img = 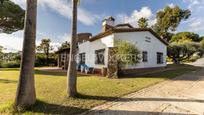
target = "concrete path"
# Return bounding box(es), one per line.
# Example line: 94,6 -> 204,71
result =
191,58 -> 204,67
82,61 -> 204,115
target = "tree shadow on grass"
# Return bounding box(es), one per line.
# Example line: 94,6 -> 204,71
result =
34,70 -> 90,77
0,68 -> 20,71
34,70 -> 67,77
27,100 -> 89,115
77,94 -> 204,103
0,79 -> 17,84
26,99 -> 197,115
120,64 -> 202,81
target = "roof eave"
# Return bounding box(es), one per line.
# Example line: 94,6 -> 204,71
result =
89,28 -> 169,46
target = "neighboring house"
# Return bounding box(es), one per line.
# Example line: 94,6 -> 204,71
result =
56,48 -> 70,70
56,33 -> 92,70
57,16 -> 168,76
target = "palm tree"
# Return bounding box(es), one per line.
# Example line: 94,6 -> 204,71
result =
15,0 -> 37,107
67,0 -> 79,97
37,38 -> 52,65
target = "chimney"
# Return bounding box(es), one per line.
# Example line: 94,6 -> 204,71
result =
102,16 -> 115,32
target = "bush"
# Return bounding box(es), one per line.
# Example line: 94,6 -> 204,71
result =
35,55 -> 47,67
0,62 -> 20,68
35,54 -> 57,67
0,53 -> 58,68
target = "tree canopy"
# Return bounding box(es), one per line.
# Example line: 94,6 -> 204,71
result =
37,39 -> 53,64
201,39 -> 204,48
58,41 -> 70,50
0,0 -> 25,34
171,32 -> 201,43
138,17 -> 148,28
153,6 -> 191,41
167,41 -> 202,64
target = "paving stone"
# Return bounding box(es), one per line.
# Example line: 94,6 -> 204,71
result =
81,64 -> 204,115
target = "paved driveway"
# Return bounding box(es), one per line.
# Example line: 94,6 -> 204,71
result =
82,60 -> 204,115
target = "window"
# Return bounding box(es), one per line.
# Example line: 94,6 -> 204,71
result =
142,51 -> 148,62
79,53 -> 86,64
95,49 -> 105,65
157,52 -> 163,64
145,36 -> 151,43
61,54 -> 65,61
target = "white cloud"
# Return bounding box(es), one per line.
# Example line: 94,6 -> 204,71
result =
178,0 -> 204,35
36,40 -> 61,52
168,3 -> 175,8
11,0 -> 100,26
131,7 -> 153,20
183,0 -> 204,11
0,30 -> 66,52
10,0 -> 25,8
189,20 -> 201,28
5,0 -> 100,52
51,42 -> 61,51
186,18 -> 204,32
57,33 -> 71,43
0,31 -> 23,53
116,7 -> 156,27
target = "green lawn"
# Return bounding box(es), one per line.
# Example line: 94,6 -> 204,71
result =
0,64 -> 200,114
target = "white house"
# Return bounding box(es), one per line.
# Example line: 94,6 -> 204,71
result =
57,17 -> 168,76
76,17 -> 168,76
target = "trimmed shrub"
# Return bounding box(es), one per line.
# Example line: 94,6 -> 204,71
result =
0,62 -> 20,68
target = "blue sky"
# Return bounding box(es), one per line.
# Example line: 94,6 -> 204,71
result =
0,0 -> 204,52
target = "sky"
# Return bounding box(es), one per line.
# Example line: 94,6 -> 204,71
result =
0,0 -> 204,52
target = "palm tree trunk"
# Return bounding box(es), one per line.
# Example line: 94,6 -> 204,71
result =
46,51 -> 49,65
67,0 -> 78,97
15,0 -> 37,107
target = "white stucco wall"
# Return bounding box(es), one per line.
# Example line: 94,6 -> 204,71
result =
114,31 -> 167,69
78,31 -> 167,69
78,34 -> 114,69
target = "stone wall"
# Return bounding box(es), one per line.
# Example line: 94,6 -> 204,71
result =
107,47 -> 118,78
120,67 -> 167,76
